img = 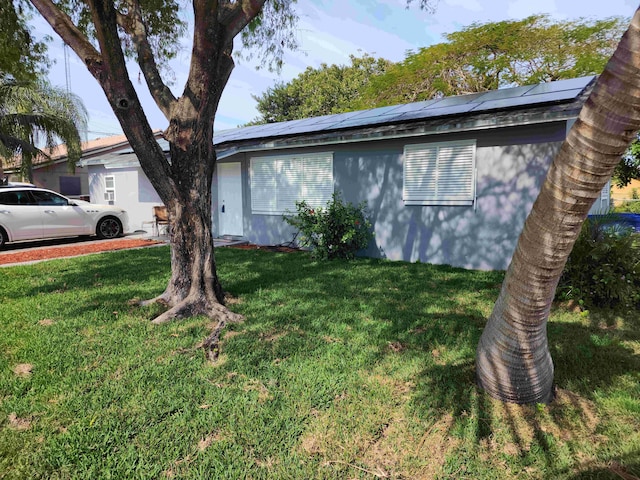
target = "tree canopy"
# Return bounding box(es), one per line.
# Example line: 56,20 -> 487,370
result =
360,14 -> 627,107
251,14 -> 628,124
0,0 -> 50,82
248,54 -> 392,125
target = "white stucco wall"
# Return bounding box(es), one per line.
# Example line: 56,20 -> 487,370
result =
88,165 -> 162,233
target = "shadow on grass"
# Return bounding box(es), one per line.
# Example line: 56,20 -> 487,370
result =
569,459 -> 640,480
0,247 -> 171,321
406,301 -> 639,477
4,246 -> 639,478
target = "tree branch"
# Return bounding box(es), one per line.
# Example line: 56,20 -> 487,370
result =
28,0 -> 103,75
116,0 -> 177,119
86,0 -> 175,199
219,0 -> 267,42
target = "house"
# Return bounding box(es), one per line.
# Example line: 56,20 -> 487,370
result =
83,75 -> 603,270
612,178 -> 640,207
4,133 -> 162,198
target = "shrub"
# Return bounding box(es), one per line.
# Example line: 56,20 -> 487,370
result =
284,193 -> 374,260
556,216 -> 640,309
613,199 -> 640,214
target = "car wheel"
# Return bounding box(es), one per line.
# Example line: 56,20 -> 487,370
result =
96,217 -> 123,239
0,228 -> 7,249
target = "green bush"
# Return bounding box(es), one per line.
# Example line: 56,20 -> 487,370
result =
284,193 -> 374,260
556,216 -> 640,309
613,199 -> 640,213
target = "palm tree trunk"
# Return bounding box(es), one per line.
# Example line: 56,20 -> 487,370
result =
476,7 -> 640,404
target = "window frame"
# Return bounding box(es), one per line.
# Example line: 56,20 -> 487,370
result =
250,152 -> 334,215
403,139 -> 477,207
104,175 -> 116,204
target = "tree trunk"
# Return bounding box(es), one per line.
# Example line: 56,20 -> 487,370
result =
476,8 -> 640,404
148,144 -> 238,324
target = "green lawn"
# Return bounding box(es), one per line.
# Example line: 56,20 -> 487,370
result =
1,246 -> 638,479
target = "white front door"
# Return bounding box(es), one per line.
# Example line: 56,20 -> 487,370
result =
218,162 -> 243,236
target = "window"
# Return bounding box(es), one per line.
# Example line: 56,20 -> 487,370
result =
31,190 -> 69,206
0,191 -> 34,205
250,153 -> 333,214
104,175 -> 116,204
403,140 -> 476,206
59,176 -> 81,196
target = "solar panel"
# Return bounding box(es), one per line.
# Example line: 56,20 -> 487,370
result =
471,88 -> 585,112
311,111 -> 363,126
210,76 -> 593,146
525,76 -> 595,96
397,103 -> 478,122
428,92 -> 485,108
343,104 -> 405,120
273,118 -> 332,136
473,84 -> 537,102
385,99 -> 440,115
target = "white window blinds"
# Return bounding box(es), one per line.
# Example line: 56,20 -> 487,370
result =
251,153 -> 333,214
403,140 -> 476,206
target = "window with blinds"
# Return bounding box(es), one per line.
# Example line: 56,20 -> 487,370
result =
250,153 -> 333,214
403,140 -> 476,206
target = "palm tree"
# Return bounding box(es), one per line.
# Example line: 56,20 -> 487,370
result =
476,7 -> 640,404
0,78 -> 87,181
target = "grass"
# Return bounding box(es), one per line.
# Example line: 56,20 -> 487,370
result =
0,246 -> 639,479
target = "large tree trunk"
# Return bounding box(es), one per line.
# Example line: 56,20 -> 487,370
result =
27,0 -> 270,359
476,8 -> 640,404
147,141 -> 240,326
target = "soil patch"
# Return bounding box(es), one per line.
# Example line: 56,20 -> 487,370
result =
229,244 -> 300,254
0,238 -> 163,265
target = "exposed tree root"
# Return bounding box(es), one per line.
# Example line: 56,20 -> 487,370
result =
142,295 -> 244,362
138,294 -> 171,308
201,302 -> 244,362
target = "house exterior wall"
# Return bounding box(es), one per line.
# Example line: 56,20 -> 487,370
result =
612,178 -> 640,206
88,165 -> 162,232
31,163 -> 89,197
215,121 -> 568,271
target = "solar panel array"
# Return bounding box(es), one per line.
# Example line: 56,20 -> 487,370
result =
213,76 -> 594,147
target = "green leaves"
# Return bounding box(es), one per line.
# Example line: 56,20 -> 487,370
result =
247,54 -> 392,124
0,0 -> 50,82
0,79 -> 87,178
362,14 -> 628,107
283,193 -> 374,260
557,216 -> 640,310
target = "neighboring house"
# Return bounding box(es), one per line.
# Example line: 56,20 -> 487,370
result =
3,133 -> 160,198
80,137 -> 169,232
612,178 -> 640,206
83,76 -> 604,270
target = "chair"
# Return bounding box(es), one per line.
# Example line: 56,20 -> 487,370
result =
141,205 -> 170,236
153,206 -> 170,236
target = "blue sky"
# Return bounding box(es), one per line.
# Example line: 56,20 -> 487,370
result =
32,0 -> 638,139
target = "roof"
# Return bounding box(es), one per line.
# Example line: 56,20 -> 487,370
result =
4,130 -> 164,172
80,75 -> 596,168
212,75 -> 596,149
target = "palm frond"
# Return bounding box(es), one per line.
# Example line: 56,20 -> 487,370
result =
0,79 -> 87,178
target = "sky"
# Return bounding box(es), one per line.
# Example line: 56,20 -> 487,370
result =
30,0 -> 639,140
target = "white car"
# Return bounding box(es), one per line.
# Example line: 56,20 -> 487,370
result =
0,185 -> 129,248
